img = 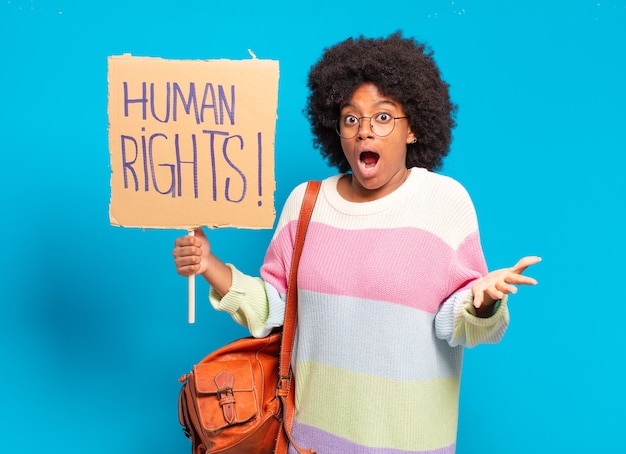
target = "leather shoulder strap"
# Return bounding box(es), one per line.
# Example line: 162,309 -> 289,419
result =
276,180 -> 320,454
280,180 -> 320,373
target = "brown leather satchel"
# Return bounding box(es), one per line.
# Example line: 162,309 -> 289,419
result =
178,181 -> 320,454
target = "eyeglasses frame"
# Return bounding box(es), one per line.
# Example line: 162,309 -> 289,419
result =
335,113 -> 409,139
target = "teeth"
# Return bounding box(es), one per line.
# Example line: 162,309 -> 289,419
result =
362,160 -> 376,170
360,151 -> 379,167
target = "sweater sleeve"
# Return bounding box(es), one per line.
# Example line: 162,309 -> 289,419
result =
431,175 -> 510,347
207,183 -> 308,338
435,289 -> 510,348
208,264 -> 271,338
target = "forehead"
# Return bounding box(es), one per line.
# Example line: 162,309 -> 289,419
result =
340,83 -> 402,112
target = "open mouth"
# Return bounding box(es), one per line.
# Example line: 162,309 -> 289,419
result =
360,151 -> 379,168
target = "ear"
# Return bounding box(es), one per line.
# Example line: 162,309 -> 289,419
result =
406,130 -> 417,145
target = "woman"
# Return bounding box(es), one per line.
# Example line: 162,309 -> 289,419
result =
173,32 -> 540,454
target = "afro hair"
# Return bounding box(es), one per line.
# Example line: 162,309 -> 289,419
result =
305,31 -> 457,173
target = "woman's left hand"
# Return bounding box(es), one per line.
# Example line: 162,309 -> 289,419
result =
472,256 -> 542,312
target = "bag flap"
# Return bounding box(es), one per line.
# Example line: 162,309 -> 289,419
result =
191,359 -> 259,430
193,360 -> 255,393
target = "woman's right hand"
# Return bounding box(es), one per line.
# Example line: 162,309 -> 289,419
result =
172,228 -> 210,277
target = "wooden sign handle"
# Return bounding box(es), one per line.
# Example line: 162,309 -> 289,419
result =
188,229 -> 195,324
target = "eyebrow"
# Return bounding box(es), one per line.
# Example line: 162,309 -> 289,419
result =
340,99 -> 399,112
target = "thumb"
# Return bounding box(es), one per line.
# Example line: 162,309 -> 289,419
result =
191,228 -> 210,251
191,227 -> 206,240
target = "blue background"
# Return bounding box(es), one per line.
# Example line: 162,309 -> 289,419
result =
1,1 -> 624,452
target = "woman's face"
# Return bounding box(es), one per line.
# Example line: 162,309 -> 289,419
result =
338,83 -> 416,201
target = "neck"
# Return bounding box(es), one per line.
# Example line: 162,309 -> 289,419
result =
340,168 -> 410,202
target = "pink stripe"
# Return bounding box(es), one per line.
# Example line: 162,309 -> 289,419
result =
297,223 -> 483,314
455,230 -> 488,288
261,220 -> 297,295
261,221 -> 485,314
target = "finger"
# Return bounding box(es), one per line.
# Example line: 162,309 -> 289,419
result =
473,291 -> 484,308
174,235 -> 197,248
506,274 -> 538,286
177,265 -> 199,277
496,281 -> 518,295
174,251 -> 200,265
173,244 -> 202,260
511,256 -> 542,274
174,255 -> 202,276
488,285 -> 505,300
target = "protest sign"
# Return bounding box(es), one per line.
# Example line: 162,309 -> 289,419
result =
108,55 -> 279,229
108,54 -> 279,322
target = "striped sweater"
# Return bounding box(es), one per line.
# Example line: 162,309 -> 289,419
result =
209,167 -> 509,453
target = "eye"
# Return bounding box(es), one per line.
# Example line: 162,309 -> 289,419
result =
343,115 -> 359,127
374,112 -> 393,124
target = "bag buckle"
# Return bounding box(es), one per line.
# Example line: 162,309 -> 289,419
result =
214,371 -> 236,424
277,375 -> 291,398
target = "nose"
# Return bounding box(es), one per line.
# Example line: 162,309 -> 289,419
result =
357,116 -> 374,139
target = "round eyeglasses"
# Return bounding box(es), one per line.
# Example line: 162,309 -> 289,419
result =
336,112 -> 409,139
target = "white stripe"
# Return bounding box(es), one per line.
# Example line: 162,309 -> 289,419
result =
295,289 -> 463,381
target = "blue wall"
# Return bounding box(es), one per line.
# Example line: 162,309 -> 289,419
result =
1,1 -> 624,452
